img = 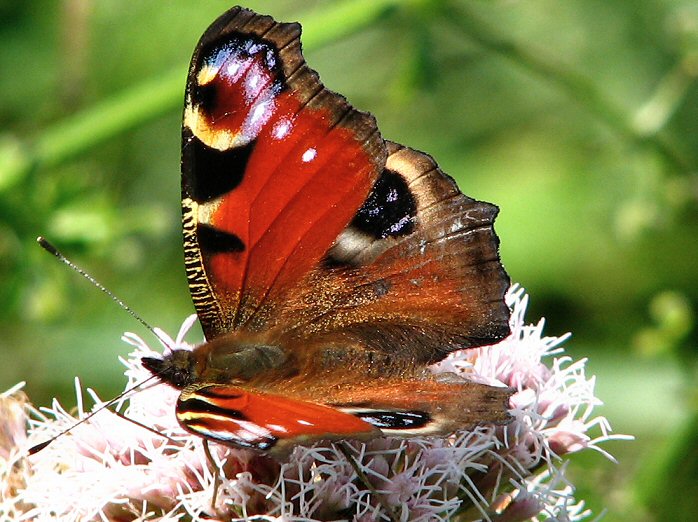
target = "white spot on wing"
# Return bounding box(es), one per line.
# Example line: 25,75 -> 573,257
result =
302,148 -> 317,163
249,101 -> 270,127
223,57 -> 244,81
242,96 -> 276,142
272,118 -> 292,139
246,71 -> 260,91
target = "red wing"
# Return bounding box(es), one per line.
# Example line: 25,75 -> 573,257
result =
182,7 -> 385,338
176,385 -> 379,453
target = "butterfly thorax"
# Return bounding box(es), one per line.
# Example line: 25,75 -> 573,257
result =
142,334 -> 287,390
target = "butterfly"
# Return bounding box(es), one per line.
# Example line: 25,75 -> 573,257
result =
141,6 -> 512,455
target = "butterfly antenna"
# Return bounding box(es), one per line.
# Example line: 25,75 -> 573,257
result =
28,374 -> 163,455
37,236 -> 157,338
110,409 -> 180,446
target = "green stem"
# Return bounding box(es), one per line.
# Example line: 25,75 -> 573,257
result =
3,0 -> 404,184
298,0 -> 402,49
445,1 -> 691,173
34,68 -> 184,171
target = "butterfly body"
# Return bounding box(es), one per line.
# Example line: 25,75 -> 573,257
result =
144,6 -> 512,454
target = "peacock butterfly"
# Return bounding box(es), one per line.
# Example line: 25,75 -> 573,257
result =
141,6 -> 512,455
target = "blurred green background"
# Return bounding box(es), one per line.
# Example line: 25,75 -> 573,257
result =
1,0 -> 696,520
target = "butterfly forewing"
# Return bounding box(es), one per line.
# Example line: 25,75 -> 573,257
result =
177,385 -> 379,452
182,7 -> 385,338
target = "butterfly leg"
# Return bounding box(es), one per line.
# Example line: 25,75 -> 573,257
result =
337,442 -> 399,522
202,440 -> 221,511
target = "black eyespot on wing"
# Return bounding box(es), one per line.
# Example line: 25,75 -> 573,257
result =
197,224 -> 245,254
351,168 -> 417,240
355,410 -> 430,429
193,81 -> 219,117
182,130 -> 254,202
193,34 -> 287,100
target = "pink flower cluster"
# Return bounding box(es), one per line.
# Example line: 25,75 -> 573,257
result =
0,287 -> 628,521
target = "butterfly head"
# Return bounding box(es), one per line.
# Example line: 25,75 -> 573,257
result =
142,350 -> 198,389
